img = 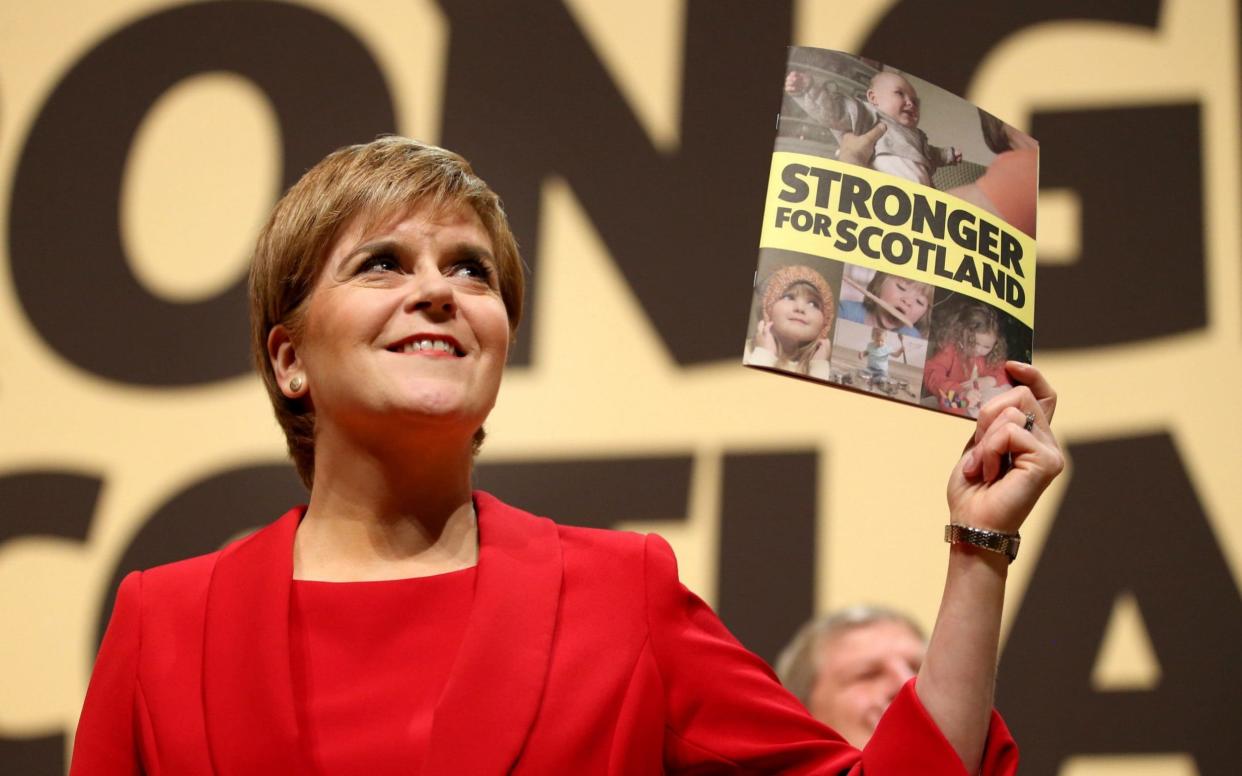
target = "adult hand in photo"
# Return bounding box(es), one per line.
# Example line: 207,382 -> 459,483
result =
949,361 -> 1063,535
784,70 -> 810,95
837,122 -> 887,166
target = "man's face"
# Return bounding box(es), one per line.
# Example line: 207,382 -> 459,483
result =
807,620 -> 925,748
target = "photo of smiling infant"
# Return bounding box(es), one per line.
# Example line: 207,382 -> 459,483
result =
784,66 -> 961,187
774,48 -> 1009,196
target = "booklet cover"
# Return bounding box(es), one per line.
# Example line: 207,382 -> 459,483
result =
743,47 -> 1038,419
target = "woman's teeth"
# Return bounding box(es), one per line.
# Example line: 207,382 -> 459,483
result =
402,339 -> 456,354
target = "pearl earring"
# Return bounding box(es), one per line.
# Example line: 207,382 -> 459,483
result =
289,376 -> 303,392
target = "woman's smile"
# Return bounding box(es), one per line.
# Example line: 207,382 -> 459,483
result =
387,334 -> 467,356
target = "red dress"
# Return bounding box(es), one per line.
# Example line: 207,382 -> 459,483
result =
289,570 -> 475,775
71,491 -> 1019,774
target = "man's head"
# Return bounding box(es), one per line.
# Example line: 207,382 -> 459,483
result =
867,71 -> 920,128
775,606 -> 926,748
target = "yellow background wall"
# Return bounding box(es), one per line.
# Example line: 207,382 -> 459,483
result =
1,1 -> 1238,773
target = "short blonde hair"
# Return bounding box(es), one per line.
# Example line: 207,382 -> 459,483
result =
775,605 -> 924,708
249,136 -> 525,489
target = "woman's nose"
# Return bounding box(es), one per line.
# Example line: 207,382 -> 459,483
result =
405,267 -> 455,316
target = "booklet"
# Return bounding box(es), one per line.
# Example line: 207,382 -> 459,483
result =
743,47 -> 1037,419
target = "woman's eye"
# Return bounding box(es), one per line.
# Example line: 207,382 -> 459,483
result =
360,254 -> 400,273
450,259 -> 495,285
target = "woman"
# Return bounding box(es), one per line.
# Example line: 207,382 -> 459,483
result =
71,137 -> 1063,774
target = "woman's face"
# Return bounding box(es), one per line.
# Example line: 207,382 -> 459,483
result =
285,201 -> 510,441
769,282 -> 825,350
875,277 -> 929,331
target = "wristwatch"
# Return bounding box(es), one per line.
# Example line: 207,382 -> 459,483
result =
944,523 -> 1021,563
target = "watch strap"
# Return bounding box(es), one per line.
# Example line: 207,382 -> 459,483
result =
944,523 -> 1021,563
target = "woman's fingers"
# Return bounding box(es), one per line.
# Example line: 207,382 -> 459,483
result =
982,421 -> 1025,483
1004,361 -> 1057,421
951,369 -> 1066,534
966,404 -> 1063,484
973,384 -> 1044,446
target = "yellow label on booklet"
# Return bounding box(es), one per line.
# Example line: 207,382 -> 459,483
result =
759,151 -> 1037,328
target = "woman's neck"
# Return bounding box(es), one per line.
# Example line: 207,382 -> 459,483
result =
293,423 -> 480,582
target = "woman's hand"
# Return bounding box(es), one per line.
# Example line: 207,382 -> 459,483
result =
755,318 -> 777,353
947,361 -> 1064,535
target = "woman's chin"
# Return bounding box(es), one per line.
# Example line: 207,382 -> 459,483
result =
382,395 -> 490,435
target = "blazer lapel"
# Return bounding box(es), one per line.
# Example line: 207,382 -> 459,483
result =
422,492 -> 564,776
202,507 -> 310,775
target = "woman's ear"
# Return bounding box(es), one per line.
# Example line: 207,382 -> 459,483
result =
268,324 -> 306,398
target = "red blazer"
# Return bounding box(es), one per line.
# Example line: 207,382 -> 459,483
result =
71,491 -> 1017,775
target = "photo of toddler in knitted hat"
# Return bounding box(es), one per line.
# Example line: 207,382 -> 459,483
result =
743,252 -> 841,381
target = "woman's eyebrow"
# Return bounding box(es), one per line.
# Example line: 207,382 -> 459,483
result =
448,241 -> 494,259
342,238 -> 403,264
338,237 -> 495,269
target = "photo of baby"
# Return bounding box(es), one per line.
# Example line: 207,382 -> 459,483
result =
921,291 -> 1030,417
784,66 -> 960,187
743,250 -> 842,381
838,266 -> 934,338
773,48 -> 1036,202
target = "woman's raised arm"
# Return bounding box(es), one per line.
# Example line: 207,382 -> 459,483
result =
916,361 -> 1064,771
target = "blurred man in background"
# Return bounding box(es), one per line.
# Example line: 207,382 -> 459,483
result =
775,606 -> 926,748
